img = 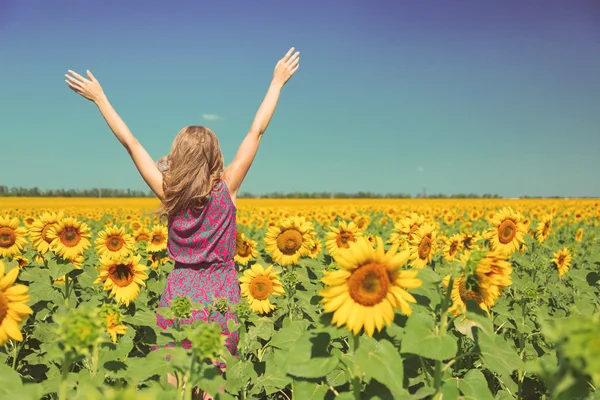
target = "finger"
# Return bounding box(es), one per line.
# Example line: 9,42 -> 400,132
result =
66,79 -> 84,92
66,82 -> 84,95
65,74 -> 84,86
68,69 -> 90,84
288,56 -> 300,68
282,47 -> 295,62
86,69 -> 97,82
285,51 -> 300,66
291,64 -> 299,74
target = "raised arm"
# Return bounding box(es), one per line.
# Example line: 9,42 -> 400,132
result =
223,47 -> 300,199
65,70 -> 164,200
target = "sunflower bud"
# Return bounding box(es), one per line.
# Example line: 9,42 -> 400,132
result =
170,296 -> 192,319
188,321 -> 224,359
233,301 -> 252,321
56,305 -> 103,355
213,297 -> 229,316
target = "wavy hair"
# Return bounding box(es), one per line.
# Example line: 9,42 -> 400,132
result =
156,126 -> 224,219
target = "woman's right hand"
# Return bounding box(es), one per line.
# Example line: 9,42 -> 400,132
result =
65,69 -> 106,103
272,47 -> 300,88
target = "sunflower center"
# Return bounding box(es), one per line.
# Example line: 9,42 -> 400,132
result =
276,229 -> 303,255
108,264 -> 135,287
237,242 -> 252,257
463,236 -> 473,250
132,222 -> 141,230
449,242 -> 458,256
26,218 -> 34,225
357,219 -> 367,229
336,232 -> 355,249
59,227 -> 82,247
0,227 -> 16,248
458,280 -> 483,304
152,234 -> 164,245
557,255 -> 565,265
347,262 -> 390,306
542,222 -> 551,236
0,292 -> 7,323
136,233 -> 149,242
498,220 -> 516,244
249,276 -> 273,301
418,236 -> 432,260
41,224 -> 55,244
107,236 -> 124,252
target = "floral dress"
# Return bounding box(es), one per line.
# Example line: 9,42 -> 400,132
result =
150,179 -> 240,367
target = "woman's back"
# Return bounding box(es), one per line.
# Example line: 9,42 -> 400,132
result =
167,179 -> 237,266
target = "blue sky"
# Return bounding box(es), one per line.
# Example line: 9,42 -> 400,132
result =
1,0 -> 599,197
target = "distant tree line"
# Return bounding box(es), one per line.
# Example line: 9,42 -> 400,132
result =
0,186 -> 508,199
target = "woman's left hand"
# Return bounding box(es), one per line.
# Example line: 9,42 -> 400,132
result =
65,69 -> 105,103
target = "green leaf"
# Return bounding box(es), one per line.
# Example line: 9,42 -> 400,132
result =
474,326 -> 523,377
458,369 -> 494,400
292,380 -> 328,400
270,319 -> 309,349
287,355 -> 340,379
0,364 -> 22,395
355,337 -> 405,398
401,313 -> 458,361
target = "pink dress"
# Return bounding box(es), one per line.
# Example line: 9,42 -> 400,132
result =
150,179 -> 240,367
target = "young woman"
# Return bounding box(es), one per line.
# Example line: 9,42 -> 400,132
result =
65,47 -> 300,398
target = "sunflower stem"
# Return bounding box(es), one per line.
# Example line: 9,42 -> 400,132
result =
434,277 -> 454,395
90,342 -> 99,377
64,275 -> 70,306
11,340 -> 19,370
350,334 -> 362,400
59,352 -> 72,400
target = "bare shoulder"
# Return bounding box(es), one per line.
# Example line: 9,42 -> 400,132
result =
221,169 -> 238,206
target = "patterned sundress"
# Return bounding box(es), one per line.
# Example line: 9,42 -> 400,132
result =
150,178 -> 240,367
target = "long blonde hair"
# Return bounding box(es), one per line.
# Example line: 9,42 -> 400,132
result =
156,126 -> 224,219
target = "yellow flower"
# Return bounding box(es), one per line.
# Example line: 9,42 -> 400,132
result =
488,207 -> 527,254
239,263 -> 284,314
552,248 -> 572,277
105,312 -> 127,344
47,217 -> 92,260
265,217 -> 314,265
29,212 -> 64,254
320,237 -> 421,337
408,223 -> 437,269
575,227 -> 583,243
535,214 -> 553,244
325,220 -> 362,256
95,226 -> 135,259
443,234 -> 463,262
0,216 -> 28,258
94,254 -> 149,306
235,232 -> 259,266
146,225 -> 168,253
0,261 -> 34,345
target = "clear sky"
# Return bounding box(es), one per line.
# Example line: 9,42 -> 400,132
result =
1,0 -> 599,197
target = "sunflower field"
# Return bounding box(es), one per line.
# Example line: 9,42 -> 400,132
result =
0,198 -> 598,400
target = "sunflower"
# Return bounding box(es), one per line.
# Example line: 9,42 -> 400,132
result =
146,225 -> 168,253
235,233 -> 258,266
325,221 -> 362,256
93,254 -> 149,306
96,226 -> 135,259
102,308 -> 128,344
132,227 -> 151,243
460,232 -> 482,252
0,216 -> 28,258
353,215 -> 371,231
265,217 -> 314,266
388,213 -> 424,247
0,261 -> 34,345
239,263 -> 285,314
129,220 -> 143,231
575,228 -> 584,243
23,216 -> 36,228
488,207 -> 527,254
442,274 -> 488,316
408,223 -> 438,269
13,256 -> 29,269
535,214 -> 553,244
443,234 -> 463,262
29,213 -> 62,254
552,248 -> 571,277
308,239 -> 323,259
443,250 -> 512,315
47,217 -> 92,260
319,236 -> 421,337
